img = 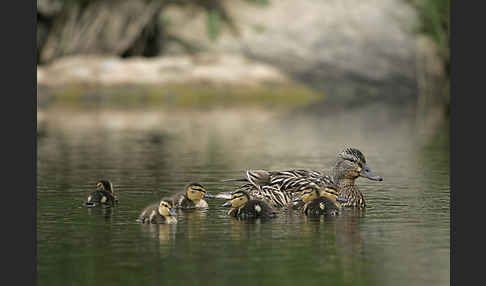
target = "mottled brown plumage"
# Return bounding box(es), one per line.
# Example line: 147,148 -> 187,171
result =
137,199 -> 177,224
331,148 -> 383,208
221,148 -> 382,209
170,182 -> 211,209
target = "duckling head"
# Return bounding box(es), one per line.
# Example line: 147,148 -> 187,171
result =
222,191 -> 249,208
319,185 -> 347,206
292,183 -> 342,206
96,180 -> 114,194
333,148 -> 383,182
319,185 -> 339,199
158,200 -> 177,217
185,182 -> 212,203
300,184 -> 321,203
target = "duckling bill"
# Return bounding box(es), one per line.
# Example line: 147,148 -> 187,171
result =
83,180 -> 118,208
171,182 -> 212,209
137,199 -> 177,224
222,191 -> 277,219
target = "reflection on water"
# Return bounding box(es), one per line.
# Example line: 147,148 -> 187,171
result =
37,103 -> 449,286
139,223 -> 177,245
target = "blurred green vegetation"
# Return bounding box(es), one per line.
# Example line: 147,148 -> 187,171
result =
43,83 -> 321,109
416,0 -> 449,75
416,0 -> 449,111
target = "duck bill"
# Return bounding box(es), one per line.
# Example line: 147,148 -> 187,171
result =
360,165 -> 383,181
169,209 -> 177,216
222,200 -> 232,207
204,193 -> 214,199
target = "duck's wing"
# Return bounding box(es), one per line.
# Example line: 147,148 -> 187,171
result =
245,169 -> 272,187
258,185 -> 294,208
220,183 -> 289,208
268,169 -> 330,191
222,169 -> 327,188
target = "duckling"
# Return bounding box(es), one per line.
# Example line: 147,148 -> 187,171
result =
221,147 -> 382,209
291,182 -> 341,210
171,182 -> 212,209
222,190 -> 277,219
294,183 -> 340,216
137,199 -> 177,224
83,180 -> 118,208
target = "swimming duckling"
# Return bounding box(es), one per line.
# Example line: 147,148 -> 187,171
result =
137,199 -> 177,224
83,180 -> 118,208
296,183 -> 340,216
222,190 -> 277,219
171,183 -> 212,209
291,182 -> 341,210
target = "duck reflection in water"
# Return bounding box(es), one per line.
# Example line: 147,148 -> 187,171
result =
182,208 -> 208,240
229,218 -> 265,244
334,209 -> 366,257
299,209 -> 365,253
85,204 -> 114,221
140,223 -> 177,243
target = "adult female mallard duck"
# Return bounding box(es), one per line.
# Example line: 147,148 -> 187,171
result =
83,180 -> 118,207
221,148 -> 382,209
137,199 -> 177,224
293,183 -> 340,216
170,183 -> 213,209
222,190 -> 277,219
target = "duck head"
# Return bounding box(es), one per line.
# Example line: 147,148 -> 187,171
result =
332,148 -> 383,182
96,180 -> 114,194
158,200 -> 177,217
185,182 -> 212,202
222,190 -> 249,208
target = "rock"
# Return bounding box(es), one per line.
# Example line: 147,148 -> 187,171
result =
37,0 -> 64,17
36,53 -> 289,88
163,0 -> 420,102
